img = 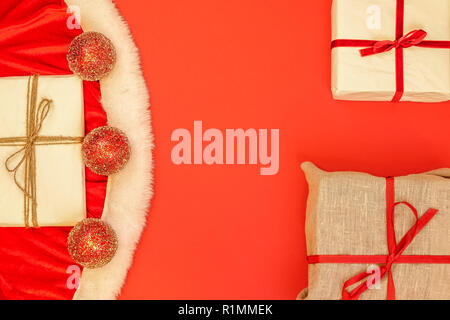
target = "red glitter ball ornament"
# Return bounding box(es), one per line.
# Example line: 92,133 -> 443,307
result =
67,31 -> 116,81
68,218 -> 118,269
82,126 -> 131,176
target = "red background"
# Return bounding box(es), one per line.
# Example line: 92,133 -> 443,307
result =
114,0 -> 449,299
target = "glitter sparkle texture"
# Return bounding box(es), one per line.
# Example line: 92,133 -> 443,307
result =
67,31 -> 116,81
68,218 -> 118,269
82,126 -> 131,176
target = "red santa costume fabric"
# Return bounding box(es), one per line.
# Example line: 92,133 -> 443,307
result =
0,0 -> 107,300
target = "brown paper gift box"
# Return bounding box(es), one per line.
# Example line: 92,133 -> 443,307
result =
331,0 -> 450,102
0,75 -> 86,227
299,162 -> 450,300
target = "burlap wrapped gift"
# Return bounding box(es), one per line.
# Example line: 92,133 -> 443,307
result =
332,0 -> 450,102
299,162 -> 450,300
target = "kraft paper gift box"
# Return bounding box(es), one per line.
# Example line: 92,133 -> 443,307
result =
299,162 -> 450,300
0,75 -> 86,227
331,0 -> 450,102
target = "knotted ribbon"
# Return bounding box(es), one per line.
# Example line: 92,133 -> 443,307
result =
359,29 -> 427,57
331,0 -> 450,102
307,177 -> 450,300
0,75 -> 84,228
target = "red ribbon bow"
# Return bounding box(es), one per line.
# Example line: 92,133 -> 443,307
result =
360,29 -> 428,57
342,177 -> 438,300
331,0 -> 450,102
307,177 -> 450,300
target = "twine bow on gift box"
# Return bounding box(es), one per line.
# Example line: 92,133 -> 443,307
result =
307,177 -> 450,300
0,75 -> 84,228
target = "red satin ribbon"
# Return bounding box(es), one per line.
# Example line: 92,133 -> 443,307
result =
306,177 -> 450,300
359,29 -> 427,57
331,0 -> 450,102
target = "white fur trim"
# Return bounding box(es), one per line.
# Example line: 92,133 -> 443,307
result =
64,0 -> 153,300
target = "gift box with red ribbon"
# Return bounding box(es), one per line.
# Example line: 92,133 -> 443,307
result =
299,162 -> 450,300
331,0 -> 450,102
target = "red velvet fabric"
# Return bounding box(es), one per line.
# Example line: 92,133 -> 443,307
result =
0,0 -> 107,300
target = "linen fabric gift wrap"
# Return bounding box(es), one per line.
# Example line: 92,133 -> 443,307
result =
331,0 -> 450,102
299,162 -> 450,300
0,75 -> 86,227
